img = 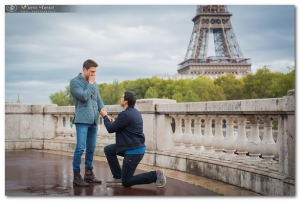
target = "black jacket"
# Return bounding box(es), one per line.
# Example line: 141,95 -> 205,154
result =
103,107 -> 145,154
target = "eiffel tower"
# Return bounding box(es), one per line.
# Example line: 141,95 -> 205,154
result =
178,5 -> 252,77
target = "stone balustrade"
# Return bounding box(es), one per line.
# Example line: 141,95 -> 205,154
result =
5,90 -> 295,196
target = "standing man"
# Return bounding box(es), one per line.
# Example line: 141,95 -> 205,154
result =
100,91 -> 166,188
70,59 -> 104,186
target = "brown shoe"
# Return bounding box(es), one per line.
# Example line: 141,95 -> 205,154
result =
84,167 -> 102,183
73,171 -> 89,187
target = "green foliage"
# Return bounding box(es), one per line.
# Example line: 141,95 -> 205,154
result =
49,79 -> 74,106
266,69 -> 295,98
49,90 -> 71,106
144,87 -> 158,98
243,67 -> 295,99
101,80 -> 124,105
172,92 -> 184,102
214,74 -> 244,100
50,67 -> 295,106
243,67 -> 274,99
183,90 -> 199,102
189,76 -> 226,101
273,120 -> 278,129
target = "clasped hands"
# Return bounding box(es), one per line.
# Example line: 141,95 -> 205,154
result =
100,108 -> 114,123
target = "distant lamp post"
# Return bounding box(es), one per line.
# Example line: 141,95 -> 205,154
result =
17,94 -> 21,103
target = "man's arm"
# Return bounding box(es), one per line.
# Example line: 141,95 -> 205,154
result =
96,84 -> 105,111
103,112 -> 130,133
70,79 -> 94,102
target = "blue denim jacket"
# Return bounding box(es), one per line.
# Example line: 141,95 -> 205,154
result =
70,73 -> 105,125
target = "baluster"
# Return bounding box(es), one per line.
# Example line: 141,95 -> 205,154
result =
270,115 -> 282,172
201,116 -> 214,155
243,116 -> 262,166
278,115 -> 284,174
231,116 -> 249,163
220,116 -> 237,161
65,115 -> 71,137
54,115 -> 63,139
268,116 -> 280,172
99,116 -> 109,143
191,115 -> 202,153
169,115 -> 184,150
211,116 -> 225,159
181,115 -> 194,152
61,115 -> 67,137
70,116 -> 76,139
256,116 -> 276,170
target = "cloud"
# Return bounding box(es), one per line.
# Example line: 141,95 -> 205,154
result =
251,59 -> 295,74
5,5 -> 295,103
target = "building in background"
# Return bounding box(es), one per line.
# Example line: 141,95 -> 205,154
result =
156,5 -> 252,81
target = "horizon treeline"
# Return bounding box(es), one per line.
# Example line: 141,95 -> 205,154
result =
49,67 -> 295,106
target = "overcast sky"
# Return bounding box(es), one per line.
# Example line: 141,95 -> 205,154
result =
5,5 -> 295,103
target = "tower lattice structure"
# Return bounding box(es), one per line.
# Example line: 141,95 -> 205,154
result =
178,5 -> 252,77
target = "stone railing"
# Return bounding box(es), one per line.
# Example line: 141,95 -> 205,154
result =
5,90 -> 295,196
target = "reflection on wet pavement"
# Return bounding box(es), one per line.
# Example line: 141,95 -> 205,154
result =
5,150 -> 217,196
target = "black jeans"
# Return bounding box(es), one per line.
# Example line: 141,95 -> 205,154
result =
104,144 -> 157,187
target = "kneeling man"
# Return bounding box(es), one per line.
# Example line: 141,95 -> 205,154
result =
100,91 -> 166,188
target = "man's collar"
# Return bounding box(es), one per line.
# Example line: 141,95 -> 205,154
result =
78,73 -> 84,79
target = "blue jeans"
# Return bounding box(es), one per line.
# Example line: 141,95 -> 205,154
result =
72,123 -> 98,172
104,144 -> 157,187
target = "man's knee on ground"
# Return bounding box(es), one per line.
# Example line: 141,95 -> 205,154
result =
121,179 -> 132,188
104,144 -> 114,155
103,145 -> 109,155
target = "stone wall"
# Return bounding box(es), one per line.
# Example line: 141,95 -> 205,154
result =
5,90 -> 295,196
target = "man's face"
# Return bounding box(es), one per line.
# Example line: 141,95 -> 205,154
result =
120,94 -> 127,107
83,67 -> 97,80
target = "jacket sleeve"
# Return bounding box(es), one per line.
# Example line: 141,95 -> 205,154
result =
96,84 -> 105,111
70,79 -> 94,102
103,112 -> 130,133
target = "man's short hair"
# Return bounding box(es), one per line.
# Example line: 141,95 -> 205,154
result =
83,59 -> 98,70
124,91 -> 137,107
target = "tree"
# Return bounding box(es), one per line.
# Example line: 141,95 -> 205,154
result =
144,87 -> 158,98
243,67 -> 274,99
121,78 -> 153,99
266,68 -> 295,98
214,74 -> 245,100
64,79 -> 75,106
243,66 -> 294,99
169,79 -> 190,98
50,66 -> 295,106
183,90 -> 199,102
101,80 -> 124,105
50,79 -> 74,106
172,92 -> 184,103
98,83 -> 109,96
49,90 -> 70,106
190,76 -> 226,101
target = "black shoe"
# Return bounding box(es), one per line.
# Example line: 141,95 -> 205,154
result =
84,167 -> 102,183
73,171 -> 89,187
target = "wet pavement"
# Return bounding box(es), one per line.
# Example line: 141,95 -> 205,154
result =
5,150 -> 218,196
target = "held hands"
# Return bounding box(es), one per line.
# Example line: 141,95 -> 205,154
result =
108,116 -> 114,123
100,108 -> 107,117
100,108 -> 114,123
